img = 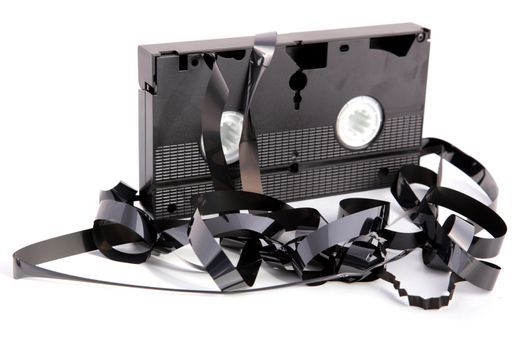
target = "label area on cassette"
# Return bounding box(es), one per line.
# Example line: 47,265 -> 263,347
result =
138,23 -> 431,219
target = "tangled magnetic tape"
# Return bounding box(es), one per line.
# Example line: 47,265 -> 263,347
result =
13,24 -> 507,309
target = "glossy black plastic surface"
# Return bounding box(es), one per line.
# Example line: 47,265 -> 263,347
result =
138,23 -> 430,218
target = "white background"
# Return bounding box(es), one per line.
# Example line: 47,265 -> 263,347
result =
1,0 -> 524,349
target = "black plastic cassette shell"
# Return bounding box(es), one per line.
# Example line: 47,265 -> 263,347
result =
139,23 -> 431,218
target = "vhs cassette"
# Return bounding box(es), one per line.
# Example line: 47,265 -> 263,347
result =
12,23 -> 507,310
138,23 -> 430,218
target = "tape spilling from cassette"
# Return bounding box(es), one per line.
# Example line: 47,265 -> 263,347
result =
12,33 -> 507,309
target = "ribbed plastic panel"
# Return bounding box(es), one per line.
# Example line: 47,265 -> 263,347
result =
154,142 -> 208,182
153,153 -> 420,218
258,113 -> 422,167
153,113 -> 423,182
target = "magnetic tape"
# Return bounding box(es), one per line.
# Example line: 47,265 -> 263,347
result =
13,24 -> 506,309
